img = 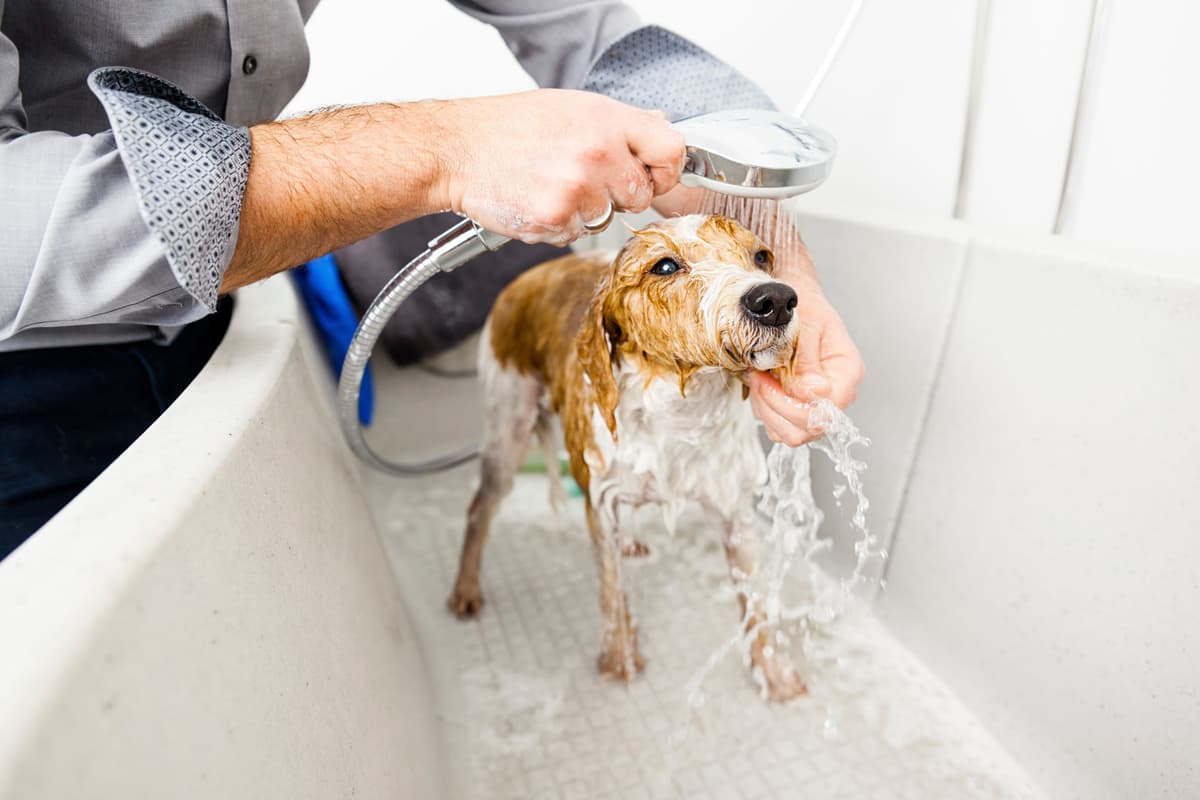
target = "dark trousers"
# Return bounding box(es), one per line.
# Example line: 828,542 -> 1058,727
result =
0,299 -> 232,560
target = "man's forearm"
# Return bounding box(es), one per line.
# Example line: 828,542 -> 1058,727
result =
221,102 -> 451,294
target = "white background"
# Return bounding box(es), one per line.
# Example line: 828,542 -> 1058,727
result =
286,0 -> 1200,267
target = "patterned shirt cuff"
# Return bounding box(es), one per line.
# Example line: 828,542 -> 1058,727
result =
580,25 -> 776,120
88,67 -> 250,313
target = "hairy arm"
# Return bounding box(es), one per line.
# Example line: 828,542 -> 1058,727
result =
223,90 -> 684,294
222,102 -> 449,293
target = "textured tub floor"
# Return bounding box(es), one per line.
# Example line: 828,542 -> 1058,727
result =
360,365 -> 1045,800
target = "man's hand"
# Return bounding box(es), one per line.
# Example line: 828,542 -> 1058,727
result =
223,90 -> 685,293
748,278 -> 863,446
439,90 -> 685,245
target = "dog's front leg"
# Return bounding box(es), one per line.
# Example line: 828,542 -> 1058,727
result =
586,502 -> 644,682
723,510 -> 807,702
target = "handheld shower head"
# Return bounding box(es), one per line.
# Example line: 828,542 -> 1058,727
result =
675,108 -> 837,199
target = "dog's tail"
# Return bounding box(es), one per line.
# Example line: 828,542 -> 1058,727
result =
532,411 -> 568,514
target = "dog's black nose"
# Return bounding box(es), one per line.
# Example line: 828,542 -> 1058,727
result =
740,282 -> 797,327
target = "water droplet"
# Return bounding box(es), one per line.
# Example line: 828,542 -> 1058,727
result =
823,715 -> 840,739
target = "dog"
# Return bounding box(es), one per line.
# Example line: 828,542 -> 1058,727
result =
448,214 -> 806,701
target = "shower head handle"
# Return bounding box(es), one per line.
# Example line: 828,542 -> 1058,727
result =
675,109 -> 837,200
431,108 -> 840,275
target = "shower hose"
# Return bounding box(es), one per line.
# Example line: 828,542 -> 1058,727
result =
337,211 -> 612,475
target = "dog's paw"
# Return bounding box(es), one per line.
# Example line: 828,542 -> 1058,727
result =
448,581 -> 484,619
597,647 -> 646,683
751,647 -> 809,703
747,625 -> 809,702
621,539 -> 651,558
762,665 -> 808,703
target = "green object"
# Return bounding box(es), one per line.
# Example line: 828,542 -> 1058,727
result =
519,449 -> 583,498
518,448 -> 561,474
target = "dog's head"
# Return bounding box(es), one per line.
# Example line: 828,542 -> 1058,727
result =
578,214 -> 800,433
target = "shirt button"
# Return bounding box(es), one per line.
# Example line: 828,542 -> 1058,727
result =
242,55 -> 258,75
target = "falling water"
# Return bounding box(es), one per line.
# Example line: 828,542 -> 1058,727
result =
686,194 -> 887,706
684,398 -> 880,707
698,193 -> 807,263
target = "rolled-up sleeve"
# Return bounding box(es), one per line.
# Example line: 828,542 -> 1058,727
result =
0,22 -> 249,342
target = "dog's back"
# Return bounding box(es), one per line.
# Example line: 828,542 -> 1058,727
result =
484,250 -> 617,492
486,249 -> 610,391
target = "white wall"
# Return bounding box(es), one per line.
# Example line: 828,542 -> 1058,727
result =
1061,0 -> 1200,259
286,0 -> 1200,262
955,0 -> 1095,232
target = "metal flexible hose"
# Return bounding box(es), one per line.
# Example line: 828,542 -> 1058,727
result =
336,218 -> 507,475
338,210 -> 613,476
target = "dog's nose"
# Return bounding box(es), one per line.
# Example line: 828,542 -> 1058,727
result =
740,282 -> 797,327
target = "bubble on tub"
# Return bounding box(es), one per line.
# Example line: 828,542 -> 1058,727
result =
462,665 -> 568,757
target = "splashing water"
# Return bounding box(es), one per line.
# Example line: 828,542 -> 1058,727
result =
808,398 -> 888,599
684,193 -> 887,707
684,398 -> 882,710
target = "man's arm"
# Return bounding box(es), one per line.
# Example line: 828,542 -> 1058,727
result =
222,102 -> 447,294
447,0 -> 640,90
224,89 -> 686,293
1,45 -> 683,336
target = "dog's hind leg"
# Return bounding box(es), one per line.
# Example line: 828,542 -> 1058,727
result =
586,502 -> 645,681
448,354 -> 541,618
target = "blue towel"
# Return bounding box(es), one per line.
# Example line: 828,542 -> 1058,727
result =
291,254 -> 374,426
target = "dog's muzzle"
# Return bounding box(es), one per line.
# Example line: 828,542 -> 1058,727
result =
740,282 -> 797,328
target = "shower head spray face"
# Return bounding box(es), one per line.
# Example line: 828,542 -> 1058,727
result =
674,109 -> 837,199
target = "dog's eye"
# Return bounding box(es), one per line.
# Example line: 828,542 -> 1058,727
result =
649,258 -> 681,276
754,249 -> 772,268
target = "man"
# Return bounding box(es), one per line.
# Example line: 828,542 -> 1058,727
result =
0,1 -> 863,557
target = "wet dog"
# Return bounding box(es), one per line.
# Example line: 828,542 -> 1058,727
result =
448,214 -> 805,701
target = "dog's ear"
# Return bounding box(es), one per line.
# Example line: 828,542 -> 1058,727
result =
577,289 -> 620,439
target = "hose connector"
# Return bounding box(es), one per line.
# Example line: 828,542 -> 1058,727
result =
336,217 -> 512,475
427,218 -> 509,272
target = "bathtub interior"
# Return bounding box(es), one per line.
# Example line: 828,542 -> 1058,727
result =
360,204 -> 1200,799
358,358 -> 1046,800
353,205 -> 1036,800
3,205 -> 1197,799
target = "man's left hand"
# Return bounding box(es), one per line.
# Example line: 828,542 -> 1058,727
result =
748,276 -> 863,446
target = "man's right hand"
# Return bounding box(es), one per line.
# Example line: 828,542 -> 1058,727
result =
223,90 -> 685,293
435,89 -> 686,245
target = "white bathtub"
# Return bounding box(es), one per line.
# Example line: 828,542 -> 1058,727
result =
2,207 -> 1197,799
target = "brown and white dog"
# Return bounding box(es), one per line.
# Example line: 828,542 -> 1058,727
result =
448,214 -> 806,701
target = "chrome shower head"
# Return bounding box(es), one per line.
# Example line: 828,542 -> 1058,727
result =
675,109 -> 837,199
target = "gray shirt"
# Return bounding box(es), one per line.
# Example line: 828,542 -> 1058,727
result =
0,0 -> 770,352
